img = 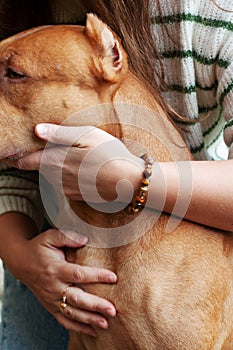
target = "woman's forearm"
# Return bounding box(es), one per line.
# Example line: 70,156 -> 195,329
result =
146,159 -> 233,232
97,155 -> 233,231
14,124 -> 233,232
0,212 -> 38,276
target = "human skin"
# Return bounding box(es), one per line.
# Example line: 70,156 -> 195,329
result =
0,212 -> 117,337
16,123 -> 233,232
3,122 -> 232,338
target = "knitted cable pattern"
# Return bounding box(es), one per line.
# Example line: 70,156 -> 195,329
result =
150,0 -> 233,160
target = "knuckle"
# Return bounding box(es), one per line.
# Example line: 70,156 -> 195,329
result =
72,268 -> 83,282
93,300 -> 103,313
96,271 -> 106,282
69,292 -> 80,306
64,306 -> 74,319
44,263 -> 56,278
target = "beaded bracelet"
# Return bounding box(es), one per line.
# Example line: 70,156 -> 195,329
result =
127,154 -> 154,214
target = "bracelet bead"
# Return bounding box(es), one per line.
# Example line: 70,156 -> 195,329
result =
126,154 -> 154,215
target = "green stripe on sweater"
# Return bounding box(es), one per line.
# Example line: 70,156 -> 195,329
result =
224,119 -> 233,129
206,127 -> 224,149
196,81 -> 218,91
169,81 -> 218,94
151,13 -> 233,31
161,50 -> 229,68
219,80 -> 233,106
202,112 -> 222,137
199,104 -> 218,114
190,142 -> 205,154
170,84 -> 196,94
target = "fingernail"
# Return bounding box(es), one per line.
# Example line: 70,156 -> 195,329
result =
98,320 -> 108,329
78,235 -> 88,244
106,308 -> 116,317
36,124 -> 48,137
107,275 -> 117,283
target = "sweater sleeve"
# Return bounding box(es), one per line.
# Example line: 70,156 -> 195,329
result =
0,163 -> 45,229
216,35 -> 233,159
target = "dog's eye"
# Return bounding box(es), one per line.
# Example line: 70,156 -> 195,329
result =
6,67 -> 26,80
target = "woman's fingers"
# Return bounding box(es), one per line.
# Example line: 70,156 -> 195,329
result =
35,123 -> 93,144
56,312 -> 97,337
14,227 -> 117,336
57,286 -> 115,331
35,227 -> 117,289
61,305 -> 109,329
64,286 -> 116,318
41,228 -> 88,248
16,124 -> 116,171
35,123 -> 113,147
59,262 -> 117,285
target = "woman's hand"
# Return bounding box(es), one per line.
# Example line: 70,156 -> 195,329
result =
16,123 -> 143,203
14,123 -> 233,231
0,213 -> 117,337
22,230 -> 117,336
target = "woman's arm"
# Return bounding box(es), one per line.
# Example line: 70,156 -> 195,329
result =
15,124 -> 233,232
0,212 -> 117,336
149,159 -> 233,232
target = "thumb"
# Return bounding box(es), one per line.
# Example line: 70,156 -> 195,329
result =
42,229 -> 88,248
35,123 -> 95,146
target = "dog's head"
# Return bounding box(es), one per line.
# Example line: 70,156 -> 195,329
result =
0,14 -> 128,159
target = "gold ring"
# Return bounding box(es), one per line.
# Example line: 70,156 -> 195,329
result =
60,285 -> 70,310
60,301 -> 67,309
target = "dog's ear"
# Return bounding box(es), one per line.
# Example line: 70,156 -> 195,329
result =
85,13 -> 127,82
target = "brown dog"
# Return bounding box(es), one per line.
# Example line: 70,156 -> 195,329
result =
0,14 -> 233,350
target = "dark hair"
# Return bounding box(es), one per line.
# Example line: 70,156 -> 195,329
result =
80,0 -> 167,112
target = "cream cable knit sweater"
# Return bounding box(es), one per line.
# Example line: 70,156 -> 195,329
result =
0,0 -> 233,228
151,0 -> 233,160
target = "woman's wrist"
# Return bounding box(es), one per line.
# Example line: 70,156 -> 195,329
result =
96,155 -> 144,203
